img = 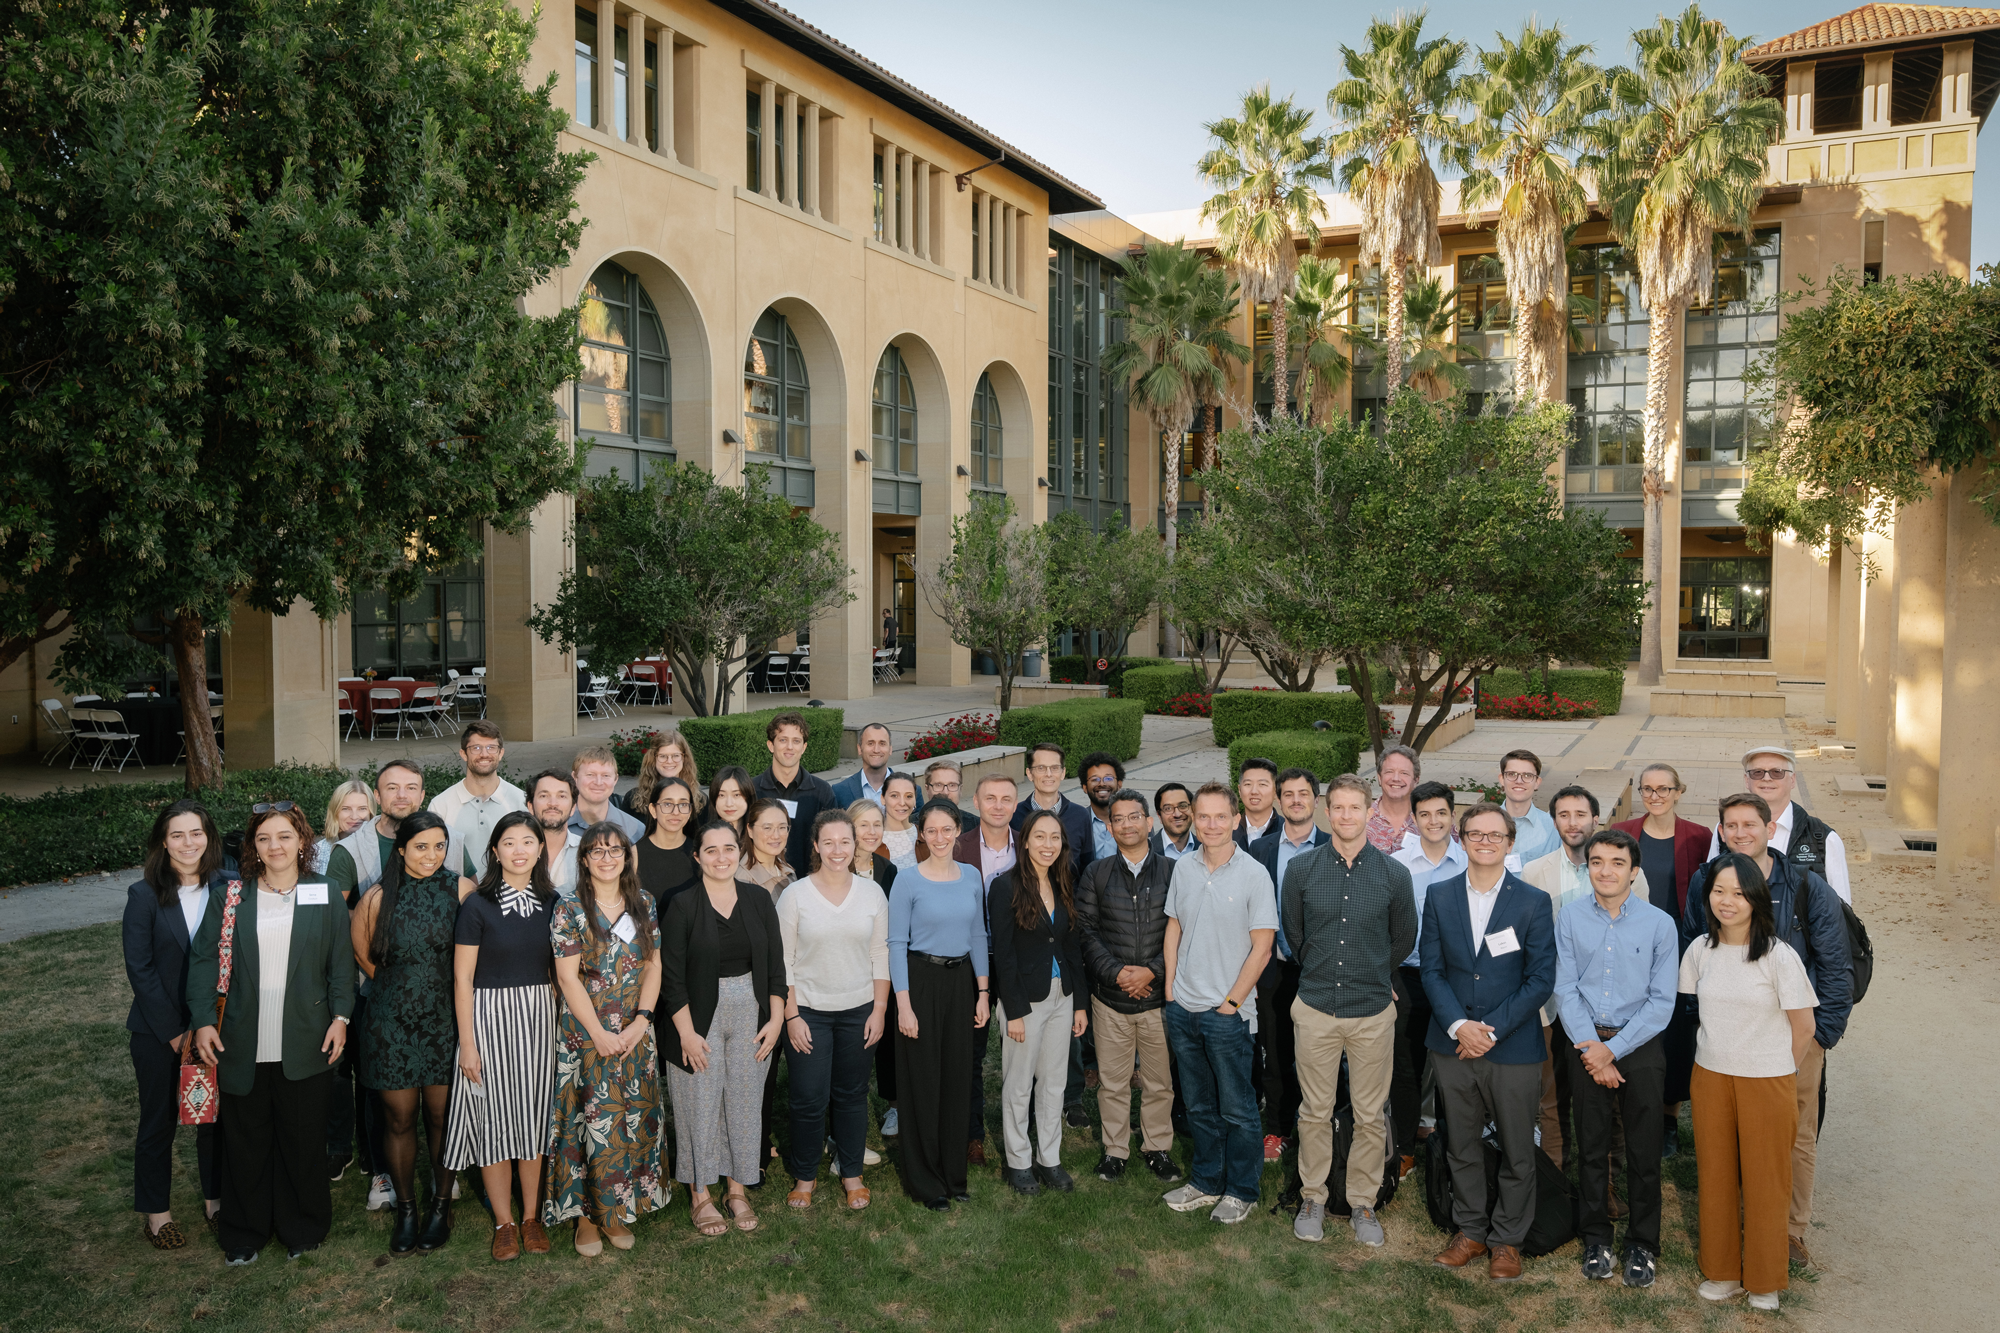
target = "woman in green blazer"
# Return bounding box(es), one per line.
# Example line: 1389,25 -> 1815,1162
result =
189,803 -> 356,1265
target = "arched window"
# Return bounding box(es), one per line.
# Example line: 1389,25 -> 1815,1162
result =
873,345 -> 917,475
744,309 -> 809,460
576,261 -> 671,484
970,372 -> 1003,489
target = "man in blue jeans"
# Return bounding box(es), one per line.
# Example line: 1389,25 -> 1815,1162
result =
1161,782 -> 1278,1224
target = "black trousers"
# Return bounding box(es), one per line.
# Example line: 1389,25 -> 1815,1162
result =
130,1032 -> 219,1213
326,991 -> 387,1172
1252,959 -> 1302,1136
968,1014 -> 994,1140
218,1064 -> 334,1256
874,991 -> 900,1103
1389,964 -> 1433,1156
902,961 -> 976,1202
1661,996 -> 1699,1106
1568,1034 -> 1666,1253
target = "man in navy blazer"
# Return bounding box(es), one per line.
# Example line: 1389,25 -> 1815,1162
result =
1420,802 -> 1557,1283
1010,741 -> 1096,878
829,722 -> 896,808
1247,768 -> 1328,1155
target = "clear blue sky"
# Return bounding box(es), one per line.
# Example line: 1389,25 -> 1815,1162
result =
784,0 -> 1995,272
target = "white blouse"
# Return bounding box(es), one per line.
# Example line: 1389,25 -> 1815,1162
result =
255,889 -> 296,1064
777,875 -> 890,1012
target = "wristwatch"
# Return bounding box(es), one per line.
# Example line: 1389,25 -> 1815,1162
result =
632,1008 -> 653,1023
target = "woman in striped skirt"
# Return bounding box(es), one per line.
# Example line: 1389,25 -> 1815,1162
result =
446,811 -> 559,1262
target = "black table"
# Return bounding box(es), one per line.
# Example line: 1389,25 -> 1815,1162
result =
100,697 -> 192,766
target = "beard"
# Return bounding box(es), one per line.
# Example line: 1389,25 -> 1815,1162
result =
538,813 -> 570,832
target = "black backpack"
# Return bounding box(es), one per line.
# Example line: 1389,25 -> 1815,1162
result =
1421,1098 -> 1578,1258
1326,1101 -> 1400,1219
1795,878 -> 1874,1006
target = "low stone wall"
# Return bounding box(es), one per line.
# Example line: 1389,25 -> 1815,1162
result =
1648,689 -> 1787,718
995,681 -> 1109,706
1385,701 -> 1476,752
905,743 -> 1026,804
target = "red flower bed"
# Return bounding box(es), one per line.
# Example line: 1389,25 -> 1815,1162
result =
904,712 -> 1000,761
1474,693 -> 1602,722
609,727 -> 666,776
1158,691 -> 1213,718
1387,682 -> 1474,705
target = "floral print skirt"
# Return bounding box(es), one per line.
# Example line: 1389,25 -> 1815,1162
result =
542,1004 -> 670,1225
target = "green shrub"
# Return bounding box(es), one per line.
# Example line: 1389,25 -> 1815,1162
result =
996,699 -> 1143,775
678,706 -> 845,777
1047,654 -> 1168,695
1211,690 -> 1370,748
1483,667 -> 1624,715
1122,664 -> 1207,713
1227,730 -> 1363,786
1335,664 -> 1396,696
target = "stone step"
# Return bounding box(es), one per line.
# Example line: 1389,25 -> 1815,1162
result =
1663,667 -> 1780,692
1647,689 -> 1788,718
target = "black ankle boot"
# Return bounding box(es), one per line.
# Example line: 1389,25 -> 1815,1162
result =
417,1188 -> 452,1251
389,1200 -> 420,1254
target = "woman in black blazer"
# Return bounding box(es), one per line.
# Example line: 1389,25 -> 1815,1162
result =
659,823 -> 787,1236
123,798 -> 226,1249
988,809 -> 1088,1196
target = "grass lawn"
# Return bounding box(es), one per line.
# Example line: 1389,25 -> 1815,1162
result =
3,924 -> 1808,1332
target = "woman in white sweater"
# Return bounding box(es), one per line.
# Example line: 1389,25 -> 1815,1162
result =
777,810 -> 890,1210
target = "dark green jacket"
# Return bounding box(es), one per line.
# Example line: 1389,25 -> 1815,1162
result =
186,878 -> 356,1095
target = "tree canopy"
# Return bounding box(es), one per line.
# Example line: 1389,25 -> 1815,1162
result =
1044,510 -> 1167,681
921,495 -> 1050,713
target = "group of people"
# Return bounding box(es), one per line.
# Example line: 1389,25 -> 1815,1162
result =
122,711 -> 1855,1311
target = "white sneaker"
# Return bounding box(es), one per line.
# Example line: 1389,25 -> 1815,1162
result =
1209,1196 -> 1255,1225
450,1174 -> 461,1200
366,1174 -> 395,1211
1699,1280 -> 1746,1302
863,1145 -> 882,1166
881,1108 -> 900,1137
1162,1184 -> 1223,1212
1748,1293 -> 1780,1312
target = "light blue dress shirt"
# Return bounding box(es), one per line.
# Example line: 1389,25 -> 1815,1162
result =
1392,834 -> 1468,968
1271,828 -> 1319,960
1507,804 -> 1559,868
1553,892 -> 1680,1060
1090,812 -> 1116,863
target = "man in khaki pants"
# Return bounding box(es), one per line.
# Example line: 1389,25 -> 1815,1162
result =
1073,789 -> 1183,1185
1285,775 -> 1417,1247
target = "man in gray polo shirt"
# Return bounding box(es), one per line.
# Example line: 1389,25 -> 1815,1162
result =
1285,774 -> 1416,1248
1161,782 -> 1278,1225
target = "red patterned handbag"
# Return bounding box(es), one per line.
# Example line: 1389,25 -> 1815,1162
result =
177,879 -> 243,1125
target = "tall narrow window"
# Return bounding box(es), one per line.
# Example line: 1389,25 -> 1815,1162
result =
744,309 -> 809,461
1565,244 -> 1649,494
574,8 -> 598,128
971,372 -> 1003,489
773,103 -> 786,199
971,197 -> 982,279
745,89 -> 762,192
644,39 -> 659,151
576,261 -> 672,485
611,25 -> 629,140
873,346 -> 918,476
1863,219 -> 1885,282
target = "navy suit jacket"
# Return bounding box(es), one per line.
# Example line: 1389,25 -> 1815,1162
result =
1233,811 -> 1281,852
1012,794 -> 1097,879
1419,869 -> 1557,1065
1249,826 -> 1328,977
123,877 -> 215,1043
829,768 -> 895,810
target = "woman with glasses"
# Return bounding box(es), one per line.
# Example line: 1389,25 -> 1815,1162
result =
703,767 -> 756,840
1615,762 -> 1712,1154
636,776 -> 698,910
351,811 -> 478,1254
739,799 -> 795,897
624,733 -> 703,823
889,800 -> 991,1211
444,812 -> 561,1262
546,824 -> 668,1255
879,774 -> 922,865
660,823 -> 787,1236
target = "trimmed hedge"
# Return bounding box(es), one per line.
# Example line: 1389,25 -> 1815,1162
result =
678,705 -> 845,777
996,698 -> 1143,775
1122,664 -> 1207,714
1483,667 -> 1624,715
1211,690 -> 1370,748
1227,730 -> 1363,787
1335,664 -> 1396,697
1047,654 -> 1169,695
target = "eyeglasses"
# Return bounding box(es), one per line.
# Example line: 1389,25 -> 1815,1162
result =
654,801 -> 692,815
1085,775 -> 1120,786
1637,785 -> 1682,797
1028,764 -> 1063,776
1110,811 -> 1149,825
250,802 -> 297,814
583,847 -> 626,861
1499,770 -> 1537,783
1462,830 -> 1511,845
929,783 -> 961,796
1744,768 -> 1793,781
463,745 -> 502,757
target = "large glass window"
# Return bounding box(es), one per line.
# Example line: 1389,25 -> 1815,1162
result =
970,372 -> 1003,490
1047,237 -> 1128,528
744,309 -> 809,460
577,261 -> 671,485
745,89 -> 762,192
1456,254 -> 1515,416
574,8 -> 598,128
1684,228 -> 1780,495
1679,556 -> 1770,659
354,555 -> 486,678
873,346 -> 918,476
1566,243 -> 1649,495
1349,265 -> 1387,430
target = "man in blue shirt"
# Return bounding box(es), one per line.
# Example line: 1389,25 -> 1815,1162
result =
1078,752 -> 1125,865
830,722 -> 896,807
1554,828 -> 1678,1290
1498,749 -> 1559,869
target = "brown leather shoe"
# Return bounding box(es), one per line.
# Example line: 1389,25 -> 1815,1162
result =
519,1219 -> 551,1254
490,1222 -> 520,1262
1433,1232 -> 1488,1268
1789,1235 -> 1811,1266
967,1139 -> 988,1167
1488,1244 -> 1523,1282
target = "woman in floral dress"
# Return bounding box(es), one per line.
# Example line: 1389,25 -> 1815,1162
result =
544,822 -> 667,1255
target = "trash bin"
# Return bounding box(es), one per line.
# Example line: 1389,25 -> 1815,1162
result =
973,651 -> 998,676
1022,649 -> 1043,679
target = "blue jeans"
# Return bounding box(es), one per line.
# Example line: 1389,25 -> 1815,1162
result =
1165,1003 -> 1262,1202
784,1003 -> 874,1182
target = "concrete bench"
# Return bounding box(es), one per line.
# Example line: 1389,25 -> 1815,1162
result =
907,744 -> 1026,804
1648,689 -> 1787,718
1384,701 -> 1475,751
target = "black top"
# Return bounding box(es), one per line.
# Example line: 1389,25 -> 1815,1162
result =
868,851 -> 898,898
1640,833 -> 1679,919
986,869 -> 1086,1022
1073,850 -> 1173,1014
714,901 -> 752,977
636,838 -> 697,905
657,880 -> 786,1066
752,766 -> 840,876
453,889 -> 556,989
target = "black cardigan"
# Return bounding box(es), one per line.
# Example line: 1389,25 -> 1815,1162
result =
658,879 -> 786,1067
986,869 -> 1086,1022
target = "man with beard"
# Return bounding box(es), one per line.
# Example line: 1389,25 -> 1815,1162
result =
524,769 -> 582,896
1152,784 -> 1197,862
427,721 -> 525,879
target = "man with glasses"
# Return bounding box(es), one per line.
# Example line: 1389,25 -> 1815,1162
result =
923,760 -> 977,832
1497,750 -> 1559,869
1010,742 -> 1095,877
1079,752 -> 1126,868
428,721 -> 525,879
1704,747 -> 1851,905
1152,784 -> 1197,862
1249,769 -> 1327,1163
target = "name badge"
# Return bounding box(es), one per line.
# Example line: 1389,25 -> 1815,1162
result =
297,886 -> 329,906
1503,853 -> 1523,874
1485,926 -> 1520,956
611,915 -> 637,944
778,799 -> 799,819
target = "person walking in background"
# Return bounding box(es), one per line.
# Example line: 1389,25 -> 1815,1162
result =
740,799 -> 796,898
779,811 -> 890,1212
188,803 -> 355,1266
988,810 -> 1088,1196
1496,751 -> 1558,868
525,770 -> 582,897
623,732 -> 703,823
350,812 -> 477,1255
1390,782 -> 1464,1171
125,799 -> 225,1249
1365,745 -> 1422,854
546,823 -> 668,1256
882,607 -> 897,650
1248,768 -> 1327,1165
428,721 -> 526,880
1682,853 -> 1819,1313
880,773 -> 922,864
831,722 -> 897,808
754,711 -> 839,873
704,766 -> 756,840
569,747 -> 645,843
444,812 -> 561,1262
634,776 -> 698,909
890,801 -> 991,1211
660,824 -> 787,1237
1161,783 -> 1277,1226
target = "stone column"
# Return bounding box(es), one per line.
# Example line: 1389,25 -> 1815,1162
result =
1833,536 -> 1863,736
223,599 -> 338,769
801,101 -> 819,214
484,498 -> 580,743
596,0 -> 619,132
984,195 -> 998,288
655,27 -> 675,161
1856,525 -> 1896,772
913,158 -> 929,259
897,150 -> 913,251
1937,460 -> 2000,877
1886,474 -> 1949,828
780,90 -> 799,205
758,79 -> 776,198
1002,206 -> 1016,293
625,9 -> 645,147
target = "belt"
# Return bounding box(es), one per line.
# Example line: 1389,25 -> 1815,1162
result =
1595,1026 -> 1622,1041
914,952 -> 970,968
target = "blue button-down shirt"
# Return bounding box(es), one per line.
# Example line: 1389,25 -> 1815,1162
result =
1090,812 -> 1116,863
1272,827 -> 1319,960
1553,891 -> 1679,1061
1392,834 -> 1467,968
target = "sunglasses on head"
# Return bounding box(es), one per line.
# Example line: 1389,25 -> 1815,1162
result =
250,802 -> 298,814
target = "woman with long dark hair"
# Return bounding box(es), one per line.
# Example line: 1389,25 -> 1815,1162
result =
351,810 -> 478,1254
1680,853 -> 1819,1313
443,811 -> 560,1262
635,776 -> 698,910
124,798 -> 226,1248
739,798 -> 795,897
704,766 -> 755,839
546,823 -> 668,1255
988,808 -> 1088,1195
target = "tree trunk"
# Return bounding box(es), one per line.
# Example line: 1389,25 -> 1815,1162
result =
171,613 -> 225,792
1162,422 -> 1184,560
1636,299 -> 1681,686
997,640 -> 1015,714
1343,650 -> 1387,760
1408,665 -> 1469,752
1512,286 -> 1541,405
1382,258 -> 1408,397
1269,291 -> 1290,420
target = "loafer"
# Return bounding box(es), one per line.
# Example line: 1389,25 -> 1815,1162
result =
1162,1183 -> 1222,1213
1142,1151 -> 1181,1183
1095,1154 -> 1126,1182
1623,1246 -> 1657,1288
1488,1244 -> 1523,1282
1034,1163 -> 1075,1193
1209,1196 -> 1255,1225
1434,1232 -> 1488,1268
1582,1243 -> 1616,1280
1350,1205 -> 1385,1248
1004,1167 -> 1041,1196
1293,1198 -> 1325,1243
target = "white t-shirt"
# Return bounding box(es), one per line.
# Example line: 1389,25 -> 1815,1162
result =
1678,937 -> 1818,1078
255,888 -> 296,1064
778,876 -> 891,1012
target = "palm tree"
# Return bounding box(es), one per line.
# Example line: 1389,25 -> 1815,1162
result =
1103,240 -> 1249,562
1197,87 -> 1329,421
1592,4 -> 1781,684
1396,273 -> 1472,402
1284,255 -> 1356,425
1327,10 -> 1468,394
1458,21 -> 1605,404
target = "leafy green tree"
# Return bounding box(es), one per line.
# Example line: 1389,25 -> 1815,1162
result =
0,0 -> 588,787
1159,519 -> 1247,696
1284,255 -> 1357,426
529,464 -> 851,717
1044,511 -> 1169,682
1588,4 -> 1781,683
1197,87 -> 1330,421
920,495 -> 1050,713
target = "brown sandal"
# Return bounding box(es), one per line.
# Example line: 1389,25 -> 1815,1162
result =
786,1179 -> 816,1209
842,1182 -> 871,1211
724,1190 -> 759,1232
143,1220 -> 188,1251
690,1195 -> 729,1238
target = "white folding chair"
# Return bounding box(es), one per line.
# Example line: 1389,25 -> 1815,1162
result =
764,653 -> 791,694
456,671 -> 486,719
788,652 -> 812,693
437,680 -> 462,726
38,698 -> 76,766
406,684 -> 446,737
337,691 -> 359,741
368,688 -> 406,740
76,707 -> 144,772
626,664 -> 661,707
599,674 -> 624,718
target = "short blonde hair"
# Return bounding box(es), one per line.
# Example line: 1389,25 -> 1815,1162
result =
322,779 -> 378,842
